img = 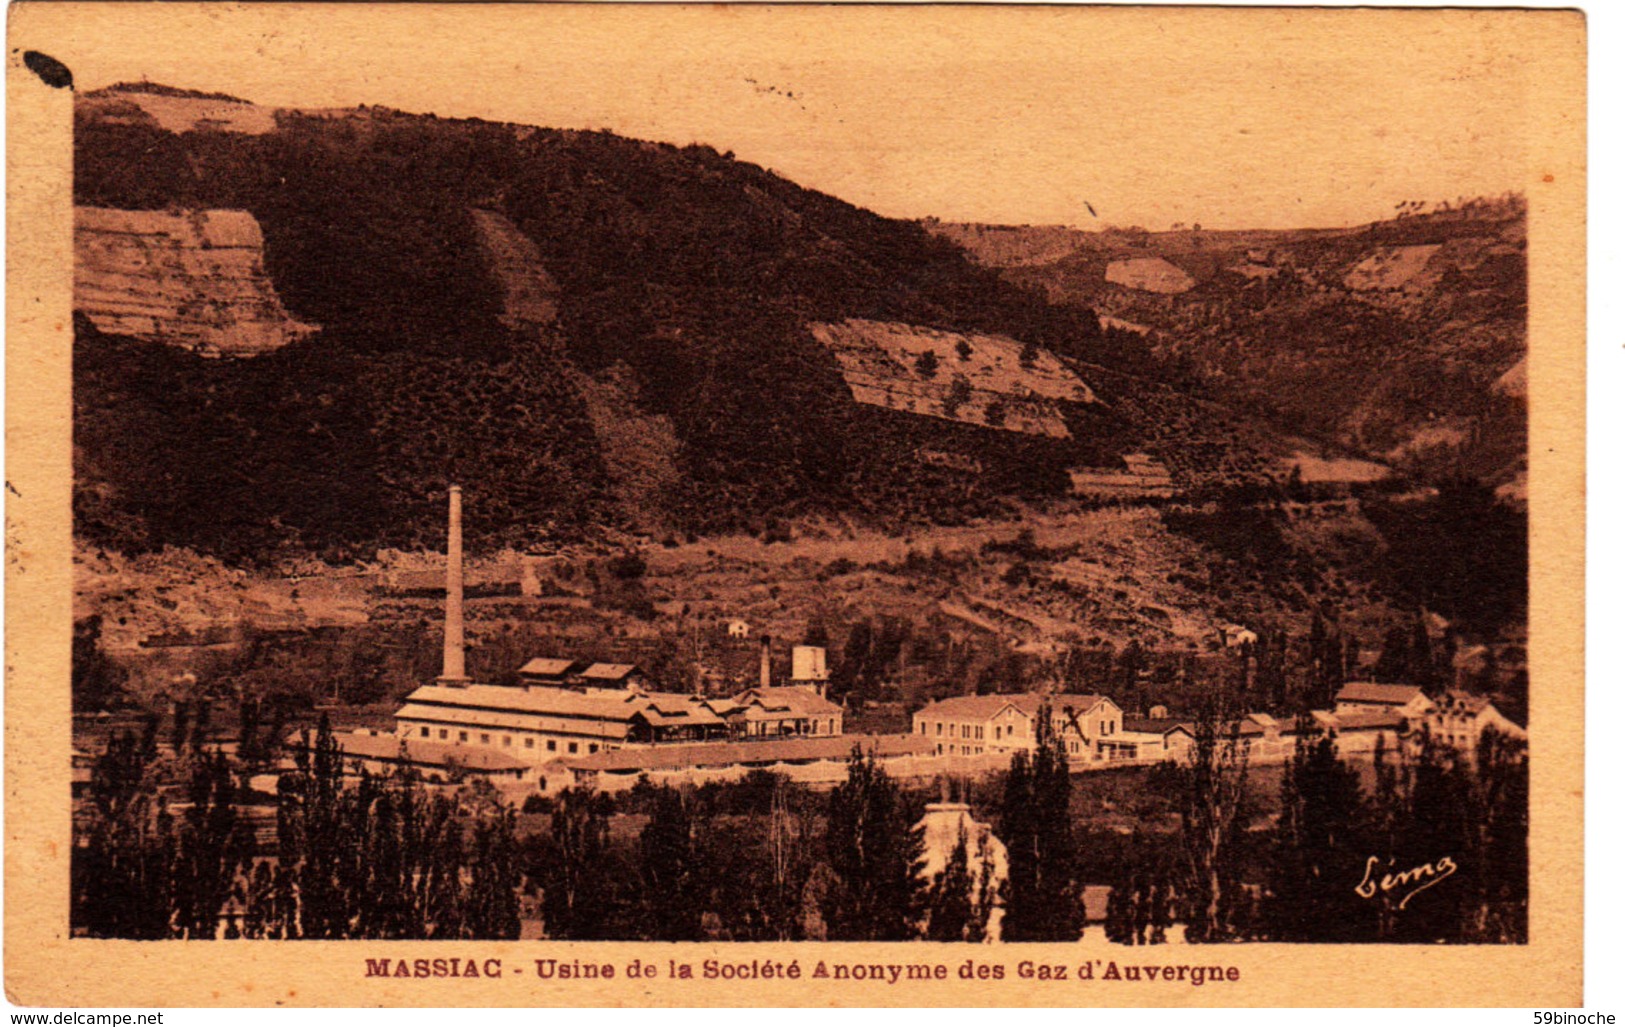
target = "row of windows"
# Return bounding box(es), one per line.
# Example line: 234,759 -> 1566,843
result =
918,717 -> 1124,741
1049,718 -> 1119,737
416,724 -> 599,756
935,743 -> 987,756
920,720 -> 1022,739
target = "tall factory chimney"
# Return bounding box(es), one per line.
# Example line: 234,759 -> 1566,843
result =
439,485 -> 469,686
759,634 -> 773,690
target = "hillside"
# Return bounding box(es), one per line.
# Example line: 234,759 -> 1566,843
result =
925,200 -> 1528,492
67,84 -> 1529,727
71,82 -> 1300,562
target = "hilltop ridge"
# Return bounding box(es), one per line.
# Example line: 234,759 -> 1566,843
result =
925,198 -> 1527,491
73,84 -> 1289,562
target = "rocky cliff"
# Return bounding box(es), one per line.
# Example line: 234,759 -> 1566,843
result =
75,206 -> 318,356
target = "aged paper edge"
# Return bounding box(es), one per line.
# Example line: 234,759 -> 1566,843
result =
3,3 -> 1587,1008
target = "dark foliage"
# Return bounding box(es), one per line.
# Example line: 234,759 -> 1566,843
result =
998,705 -> 1082,941
824,747 -> 924,940
1264,726 -> 1379,940
71,716 -> 524,939
69,99 -> 1267,560
1364,478 -> 1527,636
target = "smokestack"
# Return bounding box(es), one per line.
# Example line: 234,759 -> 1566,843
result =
759,634 -> 773,690
439,485 -> 468,686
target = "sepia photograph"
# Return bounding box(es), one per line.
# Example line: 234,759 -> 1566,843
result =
6,1 -> 1587,1008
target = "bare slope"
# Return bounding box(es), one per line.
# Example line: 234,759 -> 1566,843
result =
75,207 -> 317,356
812,319 -> 1096,438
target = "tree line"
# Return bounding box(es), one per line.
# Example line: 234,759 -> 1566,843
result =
73,716 -> 521,939
73,705 -> 1524,944
1104,711 -> 1527,945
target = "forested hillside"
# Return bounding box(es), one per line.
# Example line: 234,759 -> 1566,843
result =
927,198 -> 1528,495
74,84 -> 1271,562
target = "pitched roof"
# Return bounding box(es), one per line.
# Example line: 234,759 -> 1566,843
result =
1335,682 -> 1429,706
1440,690 -> 1491,713
517,657 -> 577,678
1054,695 -> 1116,717
564,733 -> 933,775
580,662 -> 641,681
916,692 -> 1114,722
1437,691 -> 1526,730
402,683 -> 648,721
1330,710 -> 1407,732
631,703 -> 728,729
1121,717 -> 1195,737
309,730 -> 531,773
915,694 -> 1036,720
735,686 -> 842,717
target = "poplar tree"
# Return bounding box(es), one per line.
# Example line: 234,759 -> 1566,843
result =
825,747 -> 923,940
924,828 -> 976,941
638,785 -> 700,940
532,787 -> 614,939
1265,725 -> 1377,941
73,722 -> 175,938
170,747 -> 253,938
999,705 -> 1082,941
921,824 -> 995,943
465,796 -> 523,940
1174,704 -> 1250,943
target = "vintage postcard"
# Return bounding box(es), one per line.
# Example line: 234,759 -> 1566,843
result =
5,2 -> 1585,1008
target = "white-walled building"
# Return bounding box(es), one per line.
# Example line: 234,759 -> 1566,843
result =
1116,718 -> 1198,762
1334,682 -> 1436,719
731,685 -> 843,738
911,693 -> 1125,761
1425,690 -> 1527,750
394,681 -> 734,761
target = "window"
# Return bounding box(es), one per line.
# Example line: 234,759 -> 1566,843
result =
547,740 -> 557,752
480,733 -> 491,745
589,744 -> 599,754
994,726 -> 1002,740
568,742 -> 578,754
459,731 -> 468,742
936,723 -> 943,736
525,738 -> 534,749
439,729 -> 448,740
420,726 -> 429,738
503,735 -> 512,747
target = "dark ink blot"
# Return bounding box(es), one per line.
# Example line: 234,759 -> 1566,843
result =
22,50 -> 72,89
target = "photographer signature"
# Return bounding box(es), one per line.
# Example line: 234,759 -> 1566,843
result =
1355,855 -> 1458,909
